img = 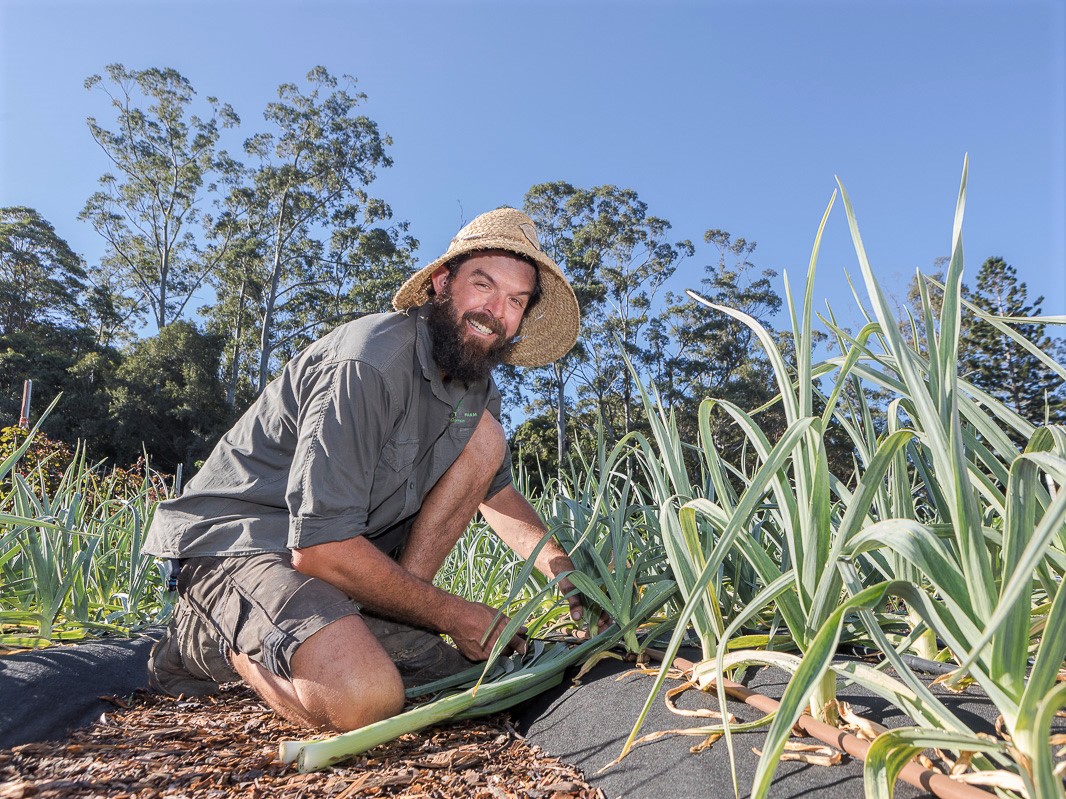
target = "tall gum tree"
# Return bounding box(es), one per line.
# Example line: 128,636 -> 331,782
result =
521,182 -> 589,466
646,229 -> 784,465
648,230 -> 781,413
207,67 -> 410,397
572,188 -> 692,438
80,64 -> 240,332
522,183 -> 692,457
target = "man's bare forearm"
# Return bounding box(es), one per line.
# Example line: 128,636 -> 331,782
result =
291,534 -> 519,660
292,534 -> 462,630
479,485 -> 573,579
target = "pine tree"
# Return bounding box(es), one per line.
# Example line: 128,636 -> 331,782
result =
961,256 -> 1064,425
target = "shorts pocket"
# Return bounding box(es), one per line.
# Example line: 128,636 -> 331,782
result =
212,588 -> 247,654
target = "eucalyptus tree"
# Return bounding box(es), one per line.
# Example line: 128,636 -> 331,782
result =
647,231 -> 781,410
203,231 -> 265,411
80,64 -> 240,331
521,182 -> 593,465
522,182 -> 692,456
83,260 -> 146,348
205,67 -> 412,397
0,207 -> 87,336
640,230 -> 783,477
573,187 -> 693,438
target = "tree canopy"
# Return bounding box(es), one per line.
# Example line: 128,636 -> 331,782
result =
7,65 -> 1062,483
81,64 -> 240,332
0,206 -> 87,336
961,256 -> 1065,424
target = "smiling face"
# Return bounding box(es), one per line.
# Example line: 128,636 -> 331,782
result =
430,251 -> 537,344
426,251 -> 538,383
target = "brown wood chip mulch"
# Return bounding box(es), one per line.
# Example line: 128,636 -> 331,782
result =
0,684 -> 603,799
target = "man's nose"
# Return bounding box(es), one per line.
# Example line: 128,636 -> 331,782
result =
482,292 -> 505,319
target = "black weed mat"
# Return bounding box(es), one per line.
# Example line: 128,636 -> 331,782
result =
0,630 -> 163,749
516,650 -> 1017,799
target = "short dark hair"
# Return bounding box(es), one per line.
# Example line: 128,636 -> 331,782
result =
428,249 -> 543,313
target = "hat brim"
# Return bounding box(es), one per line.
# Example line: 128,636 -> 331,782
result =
393,241 -> 579,368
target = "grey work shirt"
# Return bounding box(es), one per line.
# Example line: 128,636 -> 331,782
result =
143,306 -> 513,559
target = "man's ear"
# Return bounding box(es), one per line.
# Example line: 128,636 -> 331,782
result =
429,265 -> 450,295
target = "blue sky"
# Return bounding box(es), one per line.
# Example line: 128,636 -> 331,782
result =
2,0 -> 1064,338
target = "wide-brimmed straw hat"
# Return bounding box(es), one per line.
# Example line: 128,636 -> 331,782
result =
392,207 -> 579,367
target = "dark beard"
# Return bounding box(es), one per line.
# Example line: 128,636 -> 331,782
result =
427,291 -> 515,384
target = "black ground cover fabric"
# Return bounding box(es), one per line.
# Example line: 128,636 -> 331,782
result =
0,629 -> 161,748
517,650 -> 1010,799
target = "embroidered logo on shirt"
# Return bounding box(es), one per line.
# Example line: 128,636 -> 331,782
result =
449,398 -> 480,426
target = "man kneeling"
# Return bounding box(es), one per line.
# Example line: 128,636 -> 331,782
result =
144,208 -> 592,731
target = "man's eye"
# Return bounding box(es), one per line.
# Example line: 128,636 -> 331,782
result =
511,297 -> 524,308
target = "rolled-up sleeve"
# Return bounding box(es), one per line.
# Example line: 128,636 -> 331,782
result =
286,360 -> 390,548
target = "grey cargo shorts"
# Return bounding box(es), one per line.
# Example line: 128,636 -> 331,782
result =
148,551 -> 476,696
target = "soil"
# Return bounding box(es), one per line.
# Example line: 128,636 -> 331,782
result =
0,684 -> 603,799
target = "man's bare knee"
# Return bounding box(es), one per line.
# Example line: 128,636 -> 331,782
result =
466,411 -> 507,471
291,616 -> 405,731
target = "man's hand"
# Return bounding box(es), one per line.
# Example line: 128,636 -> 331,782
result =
479,486 -> 613,638
557,574 -> 612,637
446,599 -> 527,660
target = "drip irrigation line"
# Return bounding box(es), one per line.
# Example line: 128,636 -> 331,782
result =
898,654 -> 959,676
839,644 -> 959,677
645,649 -> 994,799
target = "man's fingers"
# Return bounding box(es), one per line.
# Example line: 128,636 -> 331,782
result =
567,596 -> 584,622
510,632 -> 528,655
507,624 -> 528,656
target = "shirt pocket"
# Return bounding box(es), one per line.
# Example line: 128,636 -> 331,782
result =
381,438 -> 419,473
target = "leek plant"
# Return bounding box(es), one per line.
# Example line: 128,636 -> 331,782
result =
748,160 -> 1066,798
625,191 -> 895,756
615,157 -> 1065,799
0,408 -> 173,646
545,427 -> 678,651
280,630 -> 627,772
436,520 -> 550,612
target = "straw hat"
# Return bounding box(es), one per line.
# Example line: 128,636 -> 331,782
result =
392,207 -> 579,367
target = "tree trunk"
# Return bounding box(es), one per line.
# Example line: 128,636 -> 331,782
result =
257,191 -> 290,396
157,245 -> 169,330
554,360 -> 566,474
226,279 -> 248,411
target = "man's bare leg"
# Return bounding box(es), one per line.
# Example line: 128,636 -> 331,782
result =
231,410 -> 504,730
398,410 -> 506,581
230,615 -> 404,732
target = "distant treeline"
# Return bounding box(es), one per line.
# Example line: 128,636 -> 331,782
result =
2,65 -> 1062,478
